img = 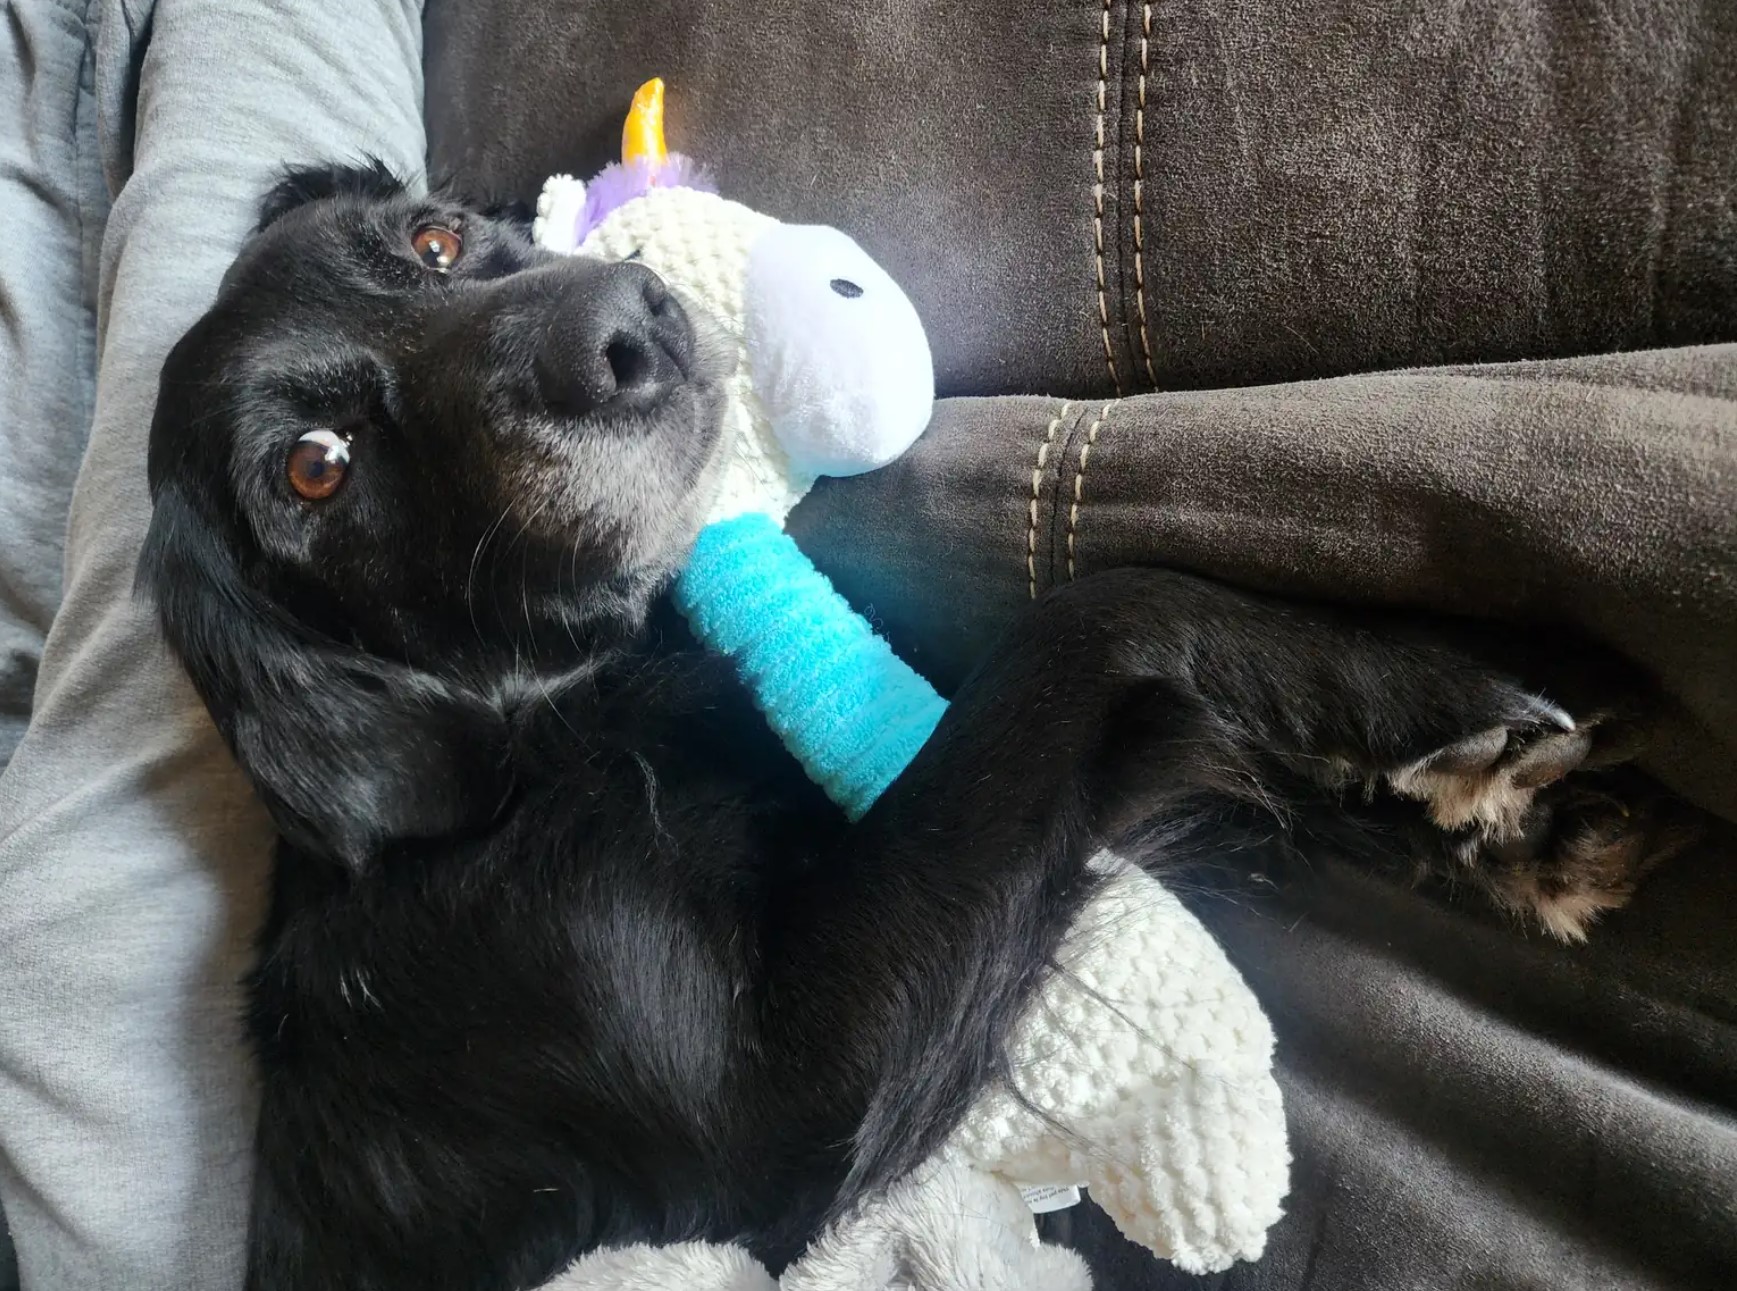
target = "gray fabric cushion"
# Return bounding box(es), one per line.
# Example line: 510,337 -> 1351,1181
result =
0,0 -> 108,769
0,2 -> 424,1287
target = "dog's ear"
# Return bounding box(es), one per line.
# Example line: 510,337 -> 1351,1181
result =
257,158 -> 406,232
138,484 -> 513,871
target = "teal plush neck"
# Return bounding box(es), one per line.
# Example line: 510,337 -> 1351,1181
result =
672,513 -> 946,820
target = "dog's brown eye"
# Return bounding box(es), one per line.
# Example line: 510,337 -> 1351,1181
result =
412,224 -> 463,272
287,430 -> 351,501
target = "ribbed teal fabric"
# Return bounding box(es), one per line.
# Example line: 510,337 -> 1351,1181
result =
673,513 -> 948,820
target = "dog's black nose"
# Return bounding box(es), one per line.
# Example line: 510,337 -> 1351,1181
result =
535,262 -> 691,417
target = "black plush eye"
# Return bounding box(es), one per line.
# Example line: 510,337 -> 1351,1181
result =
287,429 -> 351,501
830,278 -> 863,298
412,224 -> 464,272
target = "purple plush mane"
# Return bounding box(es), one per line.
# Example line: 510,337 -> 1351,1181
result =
577,153 -> 716,241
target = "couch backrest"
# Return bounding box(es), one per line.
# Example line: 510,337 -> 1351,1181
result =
425,0 -> 1737,399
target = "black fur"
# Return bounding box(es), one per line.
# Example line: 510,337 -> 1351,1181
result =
138,165 -> 1665,1291
256,156 -> 408,232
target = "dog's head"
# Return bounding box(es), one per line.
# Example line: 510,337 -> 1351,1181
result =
139,162 -> 731,868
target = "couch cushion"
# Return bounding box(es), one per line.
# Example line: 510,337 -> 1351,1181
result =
786,351 -> 1737,823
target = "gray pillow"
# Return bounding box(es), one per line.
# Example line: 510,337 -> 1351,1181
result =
2,1213 -> 16,1291
0,2 -> 424,1287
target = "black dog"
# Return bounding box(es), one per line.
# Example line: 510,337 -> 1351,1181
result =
138,164 -> 1684,1291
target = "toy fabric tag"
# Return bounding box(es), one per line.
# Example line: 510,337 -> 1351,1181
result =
1018,1183 -> 1083,1214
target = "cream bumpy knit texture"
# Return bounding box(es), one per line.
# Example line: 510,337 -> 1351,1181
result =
532,175 -> 1290,1287
945,853 -> 1289,1272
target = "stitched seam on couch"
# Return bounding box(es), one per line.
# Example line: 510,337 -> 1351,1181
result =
1131,2 -> 1157,388
1036,403 -> 1095,599
1067,402 -> 1119,582
1092,0 -> 1121,393
1027,401 -> 1074,599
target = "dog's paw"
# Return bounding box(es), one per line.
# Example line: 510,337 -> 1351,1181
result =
1385,693 -> 1592,839
1430,773 -> 1703,942
1383,676 -> 1654,841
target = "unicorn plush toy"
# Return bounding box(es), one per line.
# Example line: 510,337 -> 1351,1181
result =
532,80 -> 1289,1290
536,78 -> 943,817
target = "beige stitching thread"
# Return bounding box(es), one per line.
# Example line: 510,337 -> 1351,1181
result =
1028,402 -> 1073,599
1132,3 -> 1157,387
1068,402 -> 1116,580
1093,0 -> 1121,393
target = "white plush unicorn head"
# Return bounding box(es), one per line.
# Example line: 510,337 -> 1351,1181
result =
533,79 -> 934,527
